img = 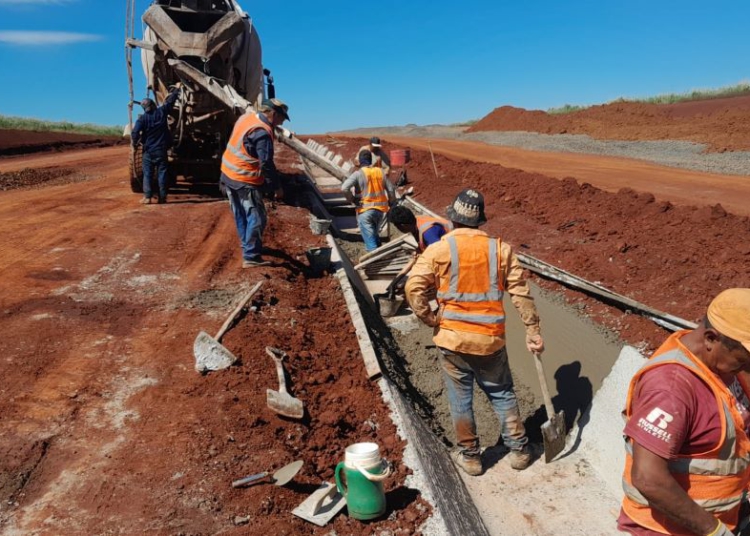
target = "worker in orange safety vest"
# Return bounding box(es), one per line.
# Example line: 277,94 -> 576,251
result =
618,288 -> 750,536
220,98 -> 289,268
341,150 -> 396,252
405,188 -> 544,476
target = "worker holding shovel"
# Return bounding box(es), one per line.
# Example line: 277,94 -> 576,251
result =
405,188 -> 544,476
618,288 -> 750,536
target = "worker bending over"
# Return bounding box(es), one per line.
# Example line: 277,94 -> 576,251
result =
341,151 -> 396,252
220,98 -> 289,268
619,288 -> 750,536
405,188 -> 544,476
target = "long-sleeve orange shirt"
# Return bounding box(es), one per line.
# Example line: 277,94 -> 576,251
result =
405,228 -> 541,356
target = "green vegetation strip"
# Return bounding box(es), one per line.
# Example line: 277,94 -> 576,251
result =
0,115 -> 123,137
548,82 -> 750,115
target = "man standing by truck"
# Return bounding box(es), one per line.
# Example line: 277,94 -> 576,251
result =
131,84 -> 181,205
220,98 -> 289,268
405,188 -> 544,476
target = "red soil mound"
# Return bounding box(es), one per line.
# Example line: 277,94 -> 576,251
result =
468,94 -> 750,152
0,129 -> 124,157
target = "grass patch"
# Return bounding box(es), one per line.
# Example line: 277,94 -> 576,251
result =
546,81 -> 750,114
0,115 -> 123,137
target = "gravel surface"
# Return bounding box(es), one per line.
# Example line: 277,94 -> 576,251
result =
340,125 -> 750,176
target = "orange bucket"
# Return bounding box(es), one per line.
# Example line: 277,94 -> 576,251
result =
390,149 -> 410,166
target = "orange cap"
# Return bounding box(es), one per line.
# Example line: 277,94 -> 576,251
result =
707,288 -> 750,352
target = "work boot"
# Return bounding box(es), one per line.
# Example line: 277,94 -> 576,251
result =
508,445 -> 532,471
157,196 -> 167,204
140,197 -> 152,205
242,258 -> 271,268
453,450 -> 483,476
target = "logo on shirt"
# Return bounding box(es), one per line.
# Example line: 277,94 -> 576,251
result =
637,407 -> 674,443
645,407 -> 674,430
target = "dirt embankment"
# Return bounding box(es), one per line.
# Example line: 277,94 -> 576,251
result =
0,129 -> 125,158
468,94 -> 750,152
324,136 -> 750,351
0,143 -> 429,535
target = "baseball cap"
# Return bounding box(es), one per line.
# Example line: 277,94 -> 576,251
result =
707,288 -> 750,352
261,98 -> 290,121
369,136 -> 382,148
139,98 -> 156,110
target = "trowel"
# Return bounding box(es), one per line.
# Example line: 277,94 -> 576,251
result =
266,346 -> 305,419
231,460 -> 304,488
292,482 -> 346,526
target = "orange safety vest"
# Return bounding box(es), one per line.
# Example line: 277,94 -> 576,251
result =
622,331 -> 750,534
220,112 -> 273,186
358,167 -> 389,215
415,215 -> 451,252
436,232 -> 506,337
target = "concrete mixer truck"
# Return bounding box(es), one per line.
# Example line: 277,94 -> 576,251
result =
125,0 -> 275,193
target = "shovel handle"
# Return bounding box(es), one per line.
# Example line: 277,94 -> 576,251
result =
267,347 -> 289,395
533,352 -> 556,419
215,281 -> 264,341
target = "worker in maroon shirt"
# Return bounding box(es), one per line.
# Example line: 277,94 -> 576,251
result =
619,289 -> 750,536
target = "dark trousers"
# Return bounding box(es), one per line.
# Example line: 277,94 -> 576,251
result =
143,150 -> 169,200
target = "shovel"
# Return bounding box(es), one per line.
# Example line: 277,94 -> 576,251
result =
231,460 -> 304,488
193,281 -> 264,373
533,351 -> 567,463
266,347 -> 305,419
373,260 -> 413,317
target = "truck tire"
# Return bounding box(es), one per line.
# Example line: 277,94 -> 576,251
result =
129,145 -> 144,193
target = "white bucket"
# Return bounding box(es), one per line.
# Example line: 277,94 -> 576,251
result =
309,215 -> 332,235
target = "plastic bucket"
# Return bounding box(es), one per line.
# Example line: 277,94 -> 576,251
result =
309,214 -> 332,235
390,149 -> 411,166
335,443 -> 390,521
305,247 -> 332,276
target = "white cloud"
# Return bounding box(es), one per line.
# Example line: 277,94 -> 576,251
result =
0,31 -> 102,45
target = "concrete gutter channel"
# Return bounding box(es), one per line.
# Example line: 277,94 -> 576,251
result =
293,140 -> 695,534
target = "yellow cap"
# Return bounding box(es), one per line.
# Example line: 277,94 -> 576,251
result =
707,288 -> 750,352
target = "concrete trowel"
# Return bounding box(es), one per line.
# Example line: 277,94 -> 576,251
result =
292,482 -> 346,526
231,460 -> 304,488
193,281 -> 263,373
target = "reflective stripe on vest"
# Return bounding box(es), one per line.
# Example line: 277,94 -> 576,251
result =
416,216 -> 451,251
358,167 -> 389,214
220,112 -> 272,186
621,339 -> 750,533
436,234 -> 506,336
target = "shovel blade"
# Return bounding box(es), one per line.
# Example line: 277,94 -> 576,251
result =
541,411 -> 567,463
266,389 -> 304,419
193,331 -> 238,373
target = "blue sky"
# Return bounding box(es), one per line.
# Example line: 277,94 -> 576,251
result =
0,0 -> 749,134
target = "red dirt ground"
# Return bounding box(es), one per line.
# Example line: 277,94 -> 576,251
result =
0,129 -> 124,158
0,141 -> 429,535
468,94 -> 750,152
325,135 -> 750,351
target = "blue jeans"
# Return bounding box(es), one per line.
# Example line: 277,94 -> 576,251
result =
358,209 -> 384,252
142,149 -> 169,200
226,185 -> 267,261
440,346 -> 528,455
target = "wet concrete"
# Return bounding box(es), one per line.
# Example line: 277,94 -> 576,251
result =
386,285 -> 624,450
